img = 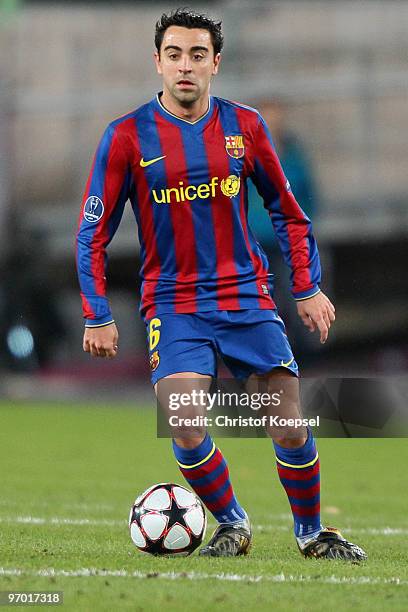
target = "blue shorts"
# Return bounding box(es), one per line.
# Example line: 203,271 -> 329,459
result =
145,309 -> 298,385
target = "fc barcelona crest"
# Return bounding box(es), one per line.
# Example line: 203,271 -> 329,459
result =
150,350 -> 160,371
225,135 -> 245,159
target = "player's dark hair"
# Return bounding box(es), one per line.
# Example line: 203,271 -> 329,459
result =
155,8 -> 224,56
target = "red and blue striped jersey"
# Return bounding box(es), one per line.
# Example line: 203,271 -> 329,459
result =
76,94 -> 321,326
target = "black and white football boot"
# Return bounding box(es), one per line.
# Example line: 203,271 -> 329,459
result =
298,527 -> 367,562
199,514 -> 252,557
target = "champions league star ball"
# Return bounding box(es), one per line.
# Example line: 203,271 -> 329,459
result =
129,483 -> 207,556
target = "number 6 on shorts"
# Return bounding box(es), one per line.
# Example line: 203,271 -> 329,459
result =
149,318 -> 161,351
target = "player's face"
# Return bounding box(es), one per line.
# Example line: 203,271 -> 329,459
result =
155,26 -> 221,107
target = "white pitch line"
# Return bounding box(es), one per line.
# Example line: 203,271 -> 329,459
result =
0,500 -> 116,511
0,567 -> 407,586
255,525 -> 408,536
0,516 -> 123,527
1,516 -> 408,536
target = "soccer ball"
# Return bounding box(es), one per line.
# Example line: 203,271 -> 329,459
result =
128,483 -> 207,556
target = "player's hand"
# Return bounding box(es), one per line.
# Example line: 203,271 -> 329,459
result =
83,322 -> 119,358
296,291 -> 335,344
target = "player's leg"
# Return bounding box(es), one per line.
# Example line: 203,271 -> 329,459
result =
146,313 -> 250,555
156,372 -> 251,557
251,367 -> 366,561
217,309 -> 367,561
249,368 -> 322,546
156,372 -> 247,523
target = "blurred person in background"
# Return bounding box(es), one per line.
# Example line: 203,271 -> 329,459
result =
248,98 -> 320,363
0,228 -> 67,371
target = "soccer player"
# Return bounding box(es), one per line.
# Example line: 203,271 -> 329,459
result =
76,9 -> 367,561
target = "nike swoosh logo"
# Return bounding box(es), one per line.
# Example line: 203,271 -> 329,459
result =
140,155 -> 166,167
280,357 -> 295,368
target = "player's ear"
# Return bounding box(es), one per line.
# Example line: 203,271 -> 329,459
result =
212,53 -> 221,76
154,51 -> 163,75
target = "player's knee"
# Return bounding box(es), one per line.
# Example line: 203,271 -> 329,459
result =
272,432 -> 308,448
173,433 -> 206,449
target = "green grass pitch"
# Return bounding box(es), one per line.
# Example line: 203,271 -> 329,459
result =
0,401 -> 407,611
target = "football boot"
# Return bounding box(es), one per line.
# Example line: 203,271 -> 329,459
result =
298,527 -> 367,562
199,515 -> 252,557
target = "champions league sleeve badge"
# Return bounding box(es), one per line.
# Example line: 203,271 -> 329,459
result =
225,135 -> 245,159
83,195 -> 104,223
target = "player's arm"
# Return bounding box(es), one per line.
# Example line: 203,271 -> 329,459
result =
251,116 -> 335,343
76,124 -> 130,357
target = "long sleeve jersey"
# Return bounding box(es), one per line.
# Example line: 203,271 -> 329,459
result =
76,93 -> 321,326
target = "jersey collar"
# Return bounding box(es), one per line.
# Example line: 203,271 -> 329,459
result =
153,92 -> 215,128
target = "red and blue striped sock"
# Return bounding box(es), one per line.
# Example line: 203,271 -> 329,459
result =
172,433 -> 246,524
273,429 -> 322,539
